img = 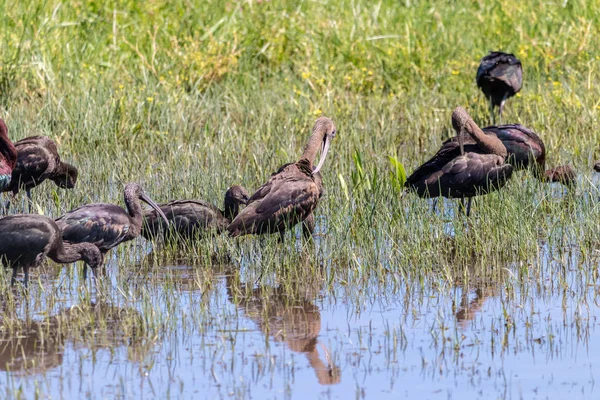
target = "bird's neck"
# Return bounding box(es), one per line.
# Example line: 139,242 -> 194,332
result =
300,125 -> 326,166
466,120 -> 507,158
223,198 -> 239,221
124,192 -> 143,236
0,120 -> 17,172
52,241 -> 97,264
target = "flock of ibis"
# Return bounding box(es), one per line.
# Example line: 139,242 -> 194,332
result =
0,51 -> 596,288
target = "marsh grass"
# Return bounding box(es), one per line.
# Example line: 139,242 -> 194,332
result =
0,0 -> 600,398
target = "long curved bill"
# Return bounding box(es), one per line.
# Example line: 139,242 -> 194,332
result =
141,193 -> 169,225
312,135 -> 332,175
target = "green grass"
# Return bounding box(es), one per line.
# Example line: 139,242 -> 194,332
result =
0,0 -> 600,397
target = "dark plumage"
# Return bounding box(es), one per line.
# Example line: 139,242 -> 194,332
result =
141,185 -> 250,240
0,214 -> 103,287
594,162 -> 600,173
56,183 -> 168,276
227,117 -> 336,241
476,51 -> 523,121
406,107 -> 513,215
0,118 -> 17,194
443,124 -> 576,187
3,136 -> 78,211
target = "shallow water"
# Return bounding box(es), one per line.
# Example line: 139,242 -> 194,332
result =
0,230 -> 599,400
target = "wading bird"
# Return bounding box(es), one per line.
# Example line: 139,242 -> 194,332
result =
141,185 -> 250,241
444,124 -> 576,187
0,118 -> 17,194
3,136 -> 78,212
56,183 -> 168,276
0,215 -> 103,288
405,107 -> 513,216
227,117 -> 336,242
476,51 -> 523,122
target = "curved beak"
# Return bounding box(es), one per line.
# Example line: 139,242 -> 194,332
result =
312,135 -> 332,175
140,192 -> 169,225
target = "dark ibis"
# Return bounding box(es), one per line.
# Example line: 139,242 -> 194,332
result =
227,117 -> 336,242
0,118 -> 17,194
476,51 -> 523,122
141,185 -> 250,240
55,183 -> 168,275
405,107 -> 513,216
0,214 -> 103,287
444,124 -> 576,187
3,136 -> 78,211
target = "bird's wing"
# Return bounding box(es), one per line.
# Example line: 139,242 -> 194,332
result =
56,204 -> 131,250
11,145 -> 51,188
439,153 -> 513,197
228,164 -> 319,235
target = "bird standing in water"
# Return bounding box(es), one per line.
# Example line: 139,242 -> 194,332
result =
227,117 -> 336,242
3,136 -> 78,212
56,183 -> 168,278
405,107 -> 513,216
141,185 -> 250,241
476,51 -> 523,123
0,214 -> 103,287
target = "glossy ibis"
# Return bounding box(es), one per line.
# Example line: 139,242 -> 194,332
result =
405,107 -> 513,216
0,118 -> 17,194
3,136 -> 78,212
227,117 -> 336,242
476,51 -> 523,122
56,183 -> 168,275
141,185 -> 250,241
444,124 -> 576,187
0,214 -> 103,288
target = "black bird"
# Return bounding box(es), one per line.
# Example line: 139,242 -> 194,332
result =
476,51 -> 523,122
141,185 -> 250,240
227,117 -> 336,242
3,136 -> 78,211
0,214 -> 103,287
56,183 -> 168,276
405,107 -> 513,216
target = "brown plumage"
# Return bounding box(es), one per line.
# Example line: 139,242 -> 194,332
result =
0,118 -> 17,194
227,117 -> 336,241
405,107 -> 513,216
56,183 -> 168,276
443,124 -> 576,188
0,214 -> 103,287
3,136 -> 78,211
476,51 -> 523,122
141,185 -> 250,240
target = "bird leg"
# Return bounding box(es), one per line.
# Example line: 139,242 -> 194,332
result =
26,188 -> 32,213
489,97 -> 495,125
278,230 -> 285,244
431,198 -> 438,213
23,266 -> 29,289
10,268 -> 17,287
466,198 -> 473,217
83,264 -> 88,281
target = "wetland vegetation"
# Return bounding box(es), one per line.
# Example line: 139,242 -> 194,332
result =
0,0 -> 600,398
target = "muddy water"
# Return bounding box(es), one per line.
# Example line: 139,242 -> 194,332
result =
0,239 -> 599,399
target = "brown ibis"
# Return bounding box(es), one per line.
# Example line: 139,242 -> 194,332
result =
405,107 -> 513,216
3,136 -> 78,212
444,124 -> 576,187
141,185 -> 250,241
55,183 -> 168,275
0,118 -> 17,195
227,117 -> 336,242
476,51 -> 523,122
0,214 -> 103,287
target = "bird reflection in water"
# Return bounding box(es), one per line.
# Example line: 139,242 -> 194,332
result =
0,301 -> 153,374
226,273 -> 341,385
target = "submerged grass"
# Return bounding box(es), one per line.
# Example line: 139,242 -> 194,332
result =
0,0 -> 599,398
